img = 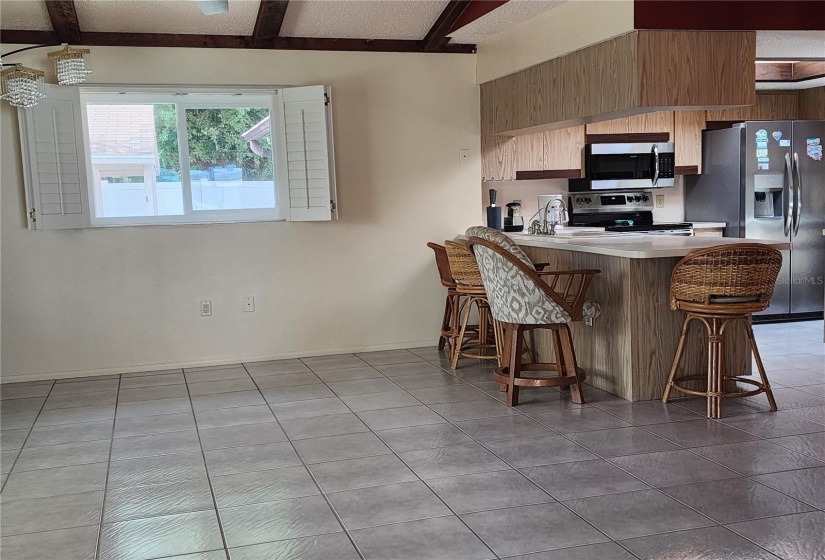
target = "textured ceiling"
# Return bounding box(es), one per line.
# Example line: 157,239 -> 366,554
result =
280,0 -> 448,41
449,0 -> 566,45
0,0 -> 53,31
756,30 -> 825,59
74,0 -> 261,35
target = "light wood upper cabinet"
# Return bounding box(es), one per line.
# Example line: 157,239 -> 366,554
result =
674,110 -> 706,173
585,111 -> 675,137
706,93 -> 799,122
544,126 -> 584,171
481,135 -> 516,181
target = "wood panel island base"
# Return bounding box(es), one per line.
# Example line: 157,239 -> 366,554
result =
506,234 -> 790,402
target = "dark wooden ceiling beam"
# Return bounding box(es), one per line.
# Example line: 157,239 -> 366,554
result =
422,0 -> 472,52
0,29 -> 476,54
447,0 -> 509,35
252,0 -> 289,49
45,0 -> 82,44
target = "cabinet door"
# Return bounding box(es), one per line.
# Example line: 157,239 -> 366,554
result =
626,111 -> 674,137
706,93 -> 799,121
585,118 -> 629,134
544,126 -> 584,171
481,135 -> 516,181
674,110 -> 706,173
515,133 -> 544,171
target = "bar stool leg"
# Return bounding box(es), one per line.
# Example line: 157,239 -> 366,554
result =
746,320 -> 778,411
662,315 -> 691,404
451,296 -> 474,370
558,324 -> 585,404
438,296 -> 451,351
707,317 -> 723,419
507,324 -> 523,406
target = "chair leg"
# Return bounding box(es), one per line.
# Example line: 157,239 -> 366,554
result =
558,324 -> 585,404
507,324 -> 523,406
747,320 -> 778,411
662,315 -> 691,404
451,296 -> 474,370
707,317 -> 723,419
438,295 -> 451,351
499,322 -> 513,393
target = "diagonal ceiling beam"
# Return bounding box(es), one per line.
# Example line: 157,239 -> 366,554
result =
422,0 -> 472,52
45,0 -> 82,44
252,0 -> 290,49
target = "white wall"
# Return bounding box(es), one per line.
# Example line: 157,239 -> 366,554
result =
475,0 -> 635,83
1,46 -> 481,382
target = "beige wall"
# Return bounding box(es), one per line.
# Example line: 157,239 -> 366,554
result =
1,46 -> 481,382
475,0 -> 635,84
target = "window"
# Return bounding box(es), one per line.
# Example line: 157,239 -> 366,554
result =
18,85 -> 337,229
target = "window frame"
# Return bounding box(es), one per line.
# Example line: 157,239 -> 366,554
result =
79,86 -> 286,227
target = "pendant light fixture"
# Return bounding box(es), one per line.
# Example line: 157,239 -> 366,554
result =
48,44 -> 93,85
0,43 -> 93,108
0,64 -> 46,108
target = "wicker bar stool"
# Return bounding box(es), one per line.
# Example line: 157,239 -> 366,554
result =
444,240 -> 501,369
662,244 -> 782,419
466,227 -> 601,406
427,242 -> 463,354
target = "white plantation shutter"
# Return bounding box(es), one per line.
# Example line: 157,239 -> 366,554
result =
19,84 -> 87,230
277,85 -> 337,221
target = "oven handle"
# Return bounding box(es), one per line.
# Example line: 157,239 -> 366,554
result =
651,144 -> 659,187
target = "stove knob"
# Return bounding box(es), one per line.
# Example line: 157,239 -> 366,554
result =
585,197 -> 592,205
642,195 -> 650,203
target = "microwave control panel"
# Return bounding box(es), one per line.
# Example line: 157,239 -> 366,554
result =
659,153 -> 675,178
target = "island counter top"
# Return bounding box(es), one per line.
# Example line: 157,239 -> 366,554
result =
505,232 -> 790,259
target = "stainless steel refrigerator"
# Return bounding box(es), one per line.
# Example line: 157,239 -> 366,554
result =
685,120 -> 825,318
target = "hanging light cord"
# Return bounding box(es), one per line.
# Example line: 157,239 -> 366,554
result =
1,44 -> 62,66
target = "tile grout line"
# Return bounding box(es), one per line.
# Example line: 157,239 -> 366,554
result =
184,372 -> 233,559
94,374 -> 121,560
245,361 -> 369,560
302,363 -> 505,560
0,379 -> 56,493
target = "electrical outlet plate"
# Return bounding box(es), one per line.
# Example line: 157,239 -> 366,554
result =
243,296 -> 255,312
201,300 -> 212,317
655,195 -> 665,208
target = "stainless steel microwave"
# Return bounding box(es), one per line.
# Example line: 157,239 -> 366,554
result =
569,142 -> 675,192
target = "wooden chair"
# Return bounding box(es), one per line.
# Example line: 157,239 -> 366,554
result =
466,226 -> 600,406
427,242 -> 462,353
444,240 -> 501,369
662,243 -> 782,418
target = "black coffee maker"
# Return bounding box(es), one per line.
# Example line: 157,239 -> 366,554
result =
503,202 -> 524,232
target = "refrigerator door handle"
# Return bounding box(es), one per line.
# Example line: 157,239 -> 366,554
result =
793,152 -> 802,237
784,152 -> 794,237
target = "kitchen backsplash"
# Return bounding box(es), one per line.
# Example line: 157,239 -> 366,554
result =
482,177 -> 687,226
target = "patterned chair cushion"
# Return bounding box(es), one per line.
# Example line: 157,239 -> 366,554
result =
465,226 -> 535,270
472,244 -> 573,325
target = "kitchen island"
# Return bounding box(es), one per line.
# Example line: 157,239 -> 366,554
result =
503,233 -> 790,401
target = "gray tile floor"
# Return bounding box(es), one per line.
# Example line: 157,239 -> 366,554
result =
1,320 -> 823,560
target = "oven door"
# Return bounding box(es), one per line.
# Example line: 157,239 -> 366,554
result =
585,142 -> 675,190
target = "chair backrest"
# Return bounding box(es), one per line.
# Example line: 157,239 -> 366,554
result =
467,236 -> 574,325
465,226 -> 535,270
426,242 -> 455,289
444,240 -> 484,288
670,243 -> 783,311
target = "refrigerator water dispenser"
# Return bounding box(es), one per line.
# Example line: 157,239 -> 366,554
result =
753,174 -> 783,219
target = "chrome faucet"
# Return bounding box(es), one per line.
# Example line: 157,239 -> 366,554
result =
528,198 -> 568,236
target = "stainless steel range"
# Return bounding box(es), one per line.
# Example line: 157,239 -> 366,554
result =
568,192 -> 693,235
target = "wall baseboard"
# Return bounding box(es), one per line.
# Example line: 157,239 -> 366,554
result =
1,339 -> 436,384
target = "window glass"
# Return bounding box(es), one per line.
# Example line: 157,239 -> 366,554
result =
86,103 -> 184,218
185,108 -> 276,212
